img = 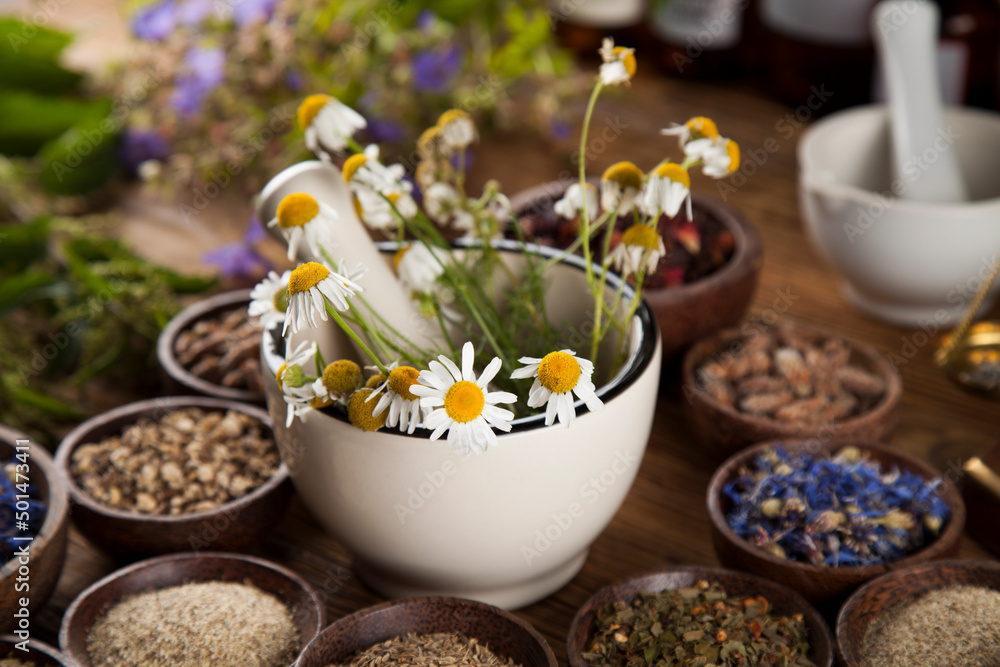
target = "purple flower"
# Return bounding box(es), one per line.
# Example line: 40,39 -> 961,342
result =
550,119 -> 571,141
417,9 -> 436,32
284,69 -> 304,92
233,0 -> 279,26
170,46 -> 226,117
243,214 -> 267,244
176,0 -> 213,25
131,0 -> 177,40
203,216 -> 271,278
120,129 -> 170,173
411,45 -> 462,94
365,117 -> 406,143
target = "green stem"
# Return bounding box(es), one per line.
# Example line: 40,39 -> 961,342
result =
589,204 -> 621,363
324,301 -> 389,375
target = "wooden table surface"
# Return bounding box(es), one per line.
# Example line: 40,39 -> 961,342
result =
26,61 -> 1000,663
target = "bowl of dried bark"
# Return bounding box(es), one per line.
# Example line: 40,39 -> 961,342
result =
157,289 -> 266,403
680,320 -> 902,462
54,396 -> 291,556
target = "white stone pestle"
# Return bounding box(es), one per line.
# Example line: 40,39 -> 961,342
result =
256,160 -> 444,360
871,0 -> 968,202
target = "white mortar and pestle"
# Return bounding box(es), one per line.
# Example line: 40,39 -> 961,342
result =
798,0 -> 1000,328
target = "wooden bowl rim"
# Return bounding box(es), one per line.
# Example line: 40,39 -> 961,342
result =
0,633 -> 71,666
681,321 -> 903,433
508,180 -> 764,303
58,551 -> 325,666
835,558 -> 1000,667
565,565 -> 834,667
53,396 -> 288,525
706,438 -> 966,578
298,595 -> 558,667
156,289 -> 265,402
0,424 -> 69,579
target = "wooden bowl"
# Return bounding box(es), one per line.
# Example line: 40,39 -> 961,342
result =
566,566 -> 834,667
296,597 -> 558,667
0,634 -> 71,666
59,552 -> 325,666
681,321 -> 902,462
157,289 -> 265,403
707,439 -> 965,609
836,559 -> 1000,666
510,181 -> 763,362
0,424 -> 69,634
54,396 -> 292,556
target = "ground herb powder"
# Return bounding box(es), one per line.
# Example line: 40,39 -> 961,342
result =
861,584 -> 1000,666
86,580 -> 299,667
328,632 -> 523,667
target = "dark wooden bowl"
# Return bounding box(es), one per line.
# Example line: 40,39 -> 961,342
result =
681,322 -> 903,462
566,566 -> 834,667
836,559 -> 1000,666
54,396 -> 292,556
0,425 -> 69,634
296,597 -> 558,667
509,181 -> 763,362
157,288 -> 265,403
706,439 -> 965,610
59,552 -> 325,666
1,634 -> 71,666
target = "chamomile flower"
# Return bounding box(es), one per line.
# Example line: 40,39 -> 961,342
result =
598,38 -> 636,86
695,137 -> 741,178
639,162 -> 691,219
367,362 -> 424,434
312,359 -> 362,403
511,349 -> 603,427
410,342 -> 516,454
298,94 -> 366,156
437,109 -> 477,150
268,193 -> 338,260
284,261 -> 363,335
248,269 -> 291,329
348,388 -> 388,431
276,340 -> 320,427
660,116 -> 719,149
609,224 -> 666,279
600,161 -> 644,215
554,182 -> 598,221
343,146 -> 418,230
393,243 -> 446,295
423,182 -> 462,225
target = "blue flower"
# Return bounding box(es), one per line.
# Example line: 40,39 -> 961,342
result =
417,9 -> 436,32
202,215 -> 270,278
120,129 -> 170,173
171,46 -> 226,117
233,0 -> 279,26
366,117 -> 406,144
131,0 -> 177,40
411,45 -> 462,94
176,0 -> 213,25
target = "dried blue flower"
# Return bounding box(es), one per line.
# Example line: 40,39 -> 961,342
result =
723,445 -> 950,567
1,460 -> 47,564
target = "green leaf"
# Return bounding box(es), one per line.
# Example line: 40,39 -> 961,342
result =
152,267 -> 217,293
0,270 -> 56,311
0,216 -> 50,270
0,91 -> 111,156
1,374 -> 83,419
39,114 -> 122,195
61,239 -> 114,295
0,19 -> 83,94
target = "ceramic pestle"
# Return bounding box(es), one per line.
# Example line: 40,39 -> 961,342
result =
256,160 -> 445,358
871,0 -> 968,202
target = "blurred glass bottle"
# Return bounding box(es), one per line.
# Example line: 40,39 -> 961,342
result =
646,0 -> 751,78
550,0 -> 647,55
758,0 -> 878,112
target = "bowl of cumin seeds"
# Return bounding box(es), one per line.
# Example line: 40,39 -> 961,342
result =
296,596 -> 557,667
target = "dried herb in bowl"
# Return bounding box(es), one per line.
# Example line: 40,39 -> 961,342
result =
581,580 -> 815,666
174,307 -> 264,393
723,446 -> 949,566
328,633 -> 522,667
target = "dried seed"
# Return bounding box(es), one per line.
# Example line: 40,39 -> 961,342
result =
739,391 -> 794,416
835,366 -> 886,398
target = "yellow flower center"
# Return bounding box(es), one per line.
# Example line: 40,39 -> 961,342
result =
387,366 -> 420,401
613,46 -> 637,77
725,139 -> 741,173
437,109 -> 471,129
621,224 -> 661,251
444,380 -> 485,423
392,246 -> 411,271
348,388 -> 387,431
352,195 -> 364,219
276,193 -> 319,228
537,351 -> 581,394
602,161 -> 644,190
342,153 -> 367,182
297,94 -> 330,130
686,116 -> 719,140
309,396 -> 333,409
653,162 -> 691,188
365,372 -> 387,389
322,359 -> 361,395
417,127 -> 442,156
272,287 -> 289,313
288,262 -> 330,295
